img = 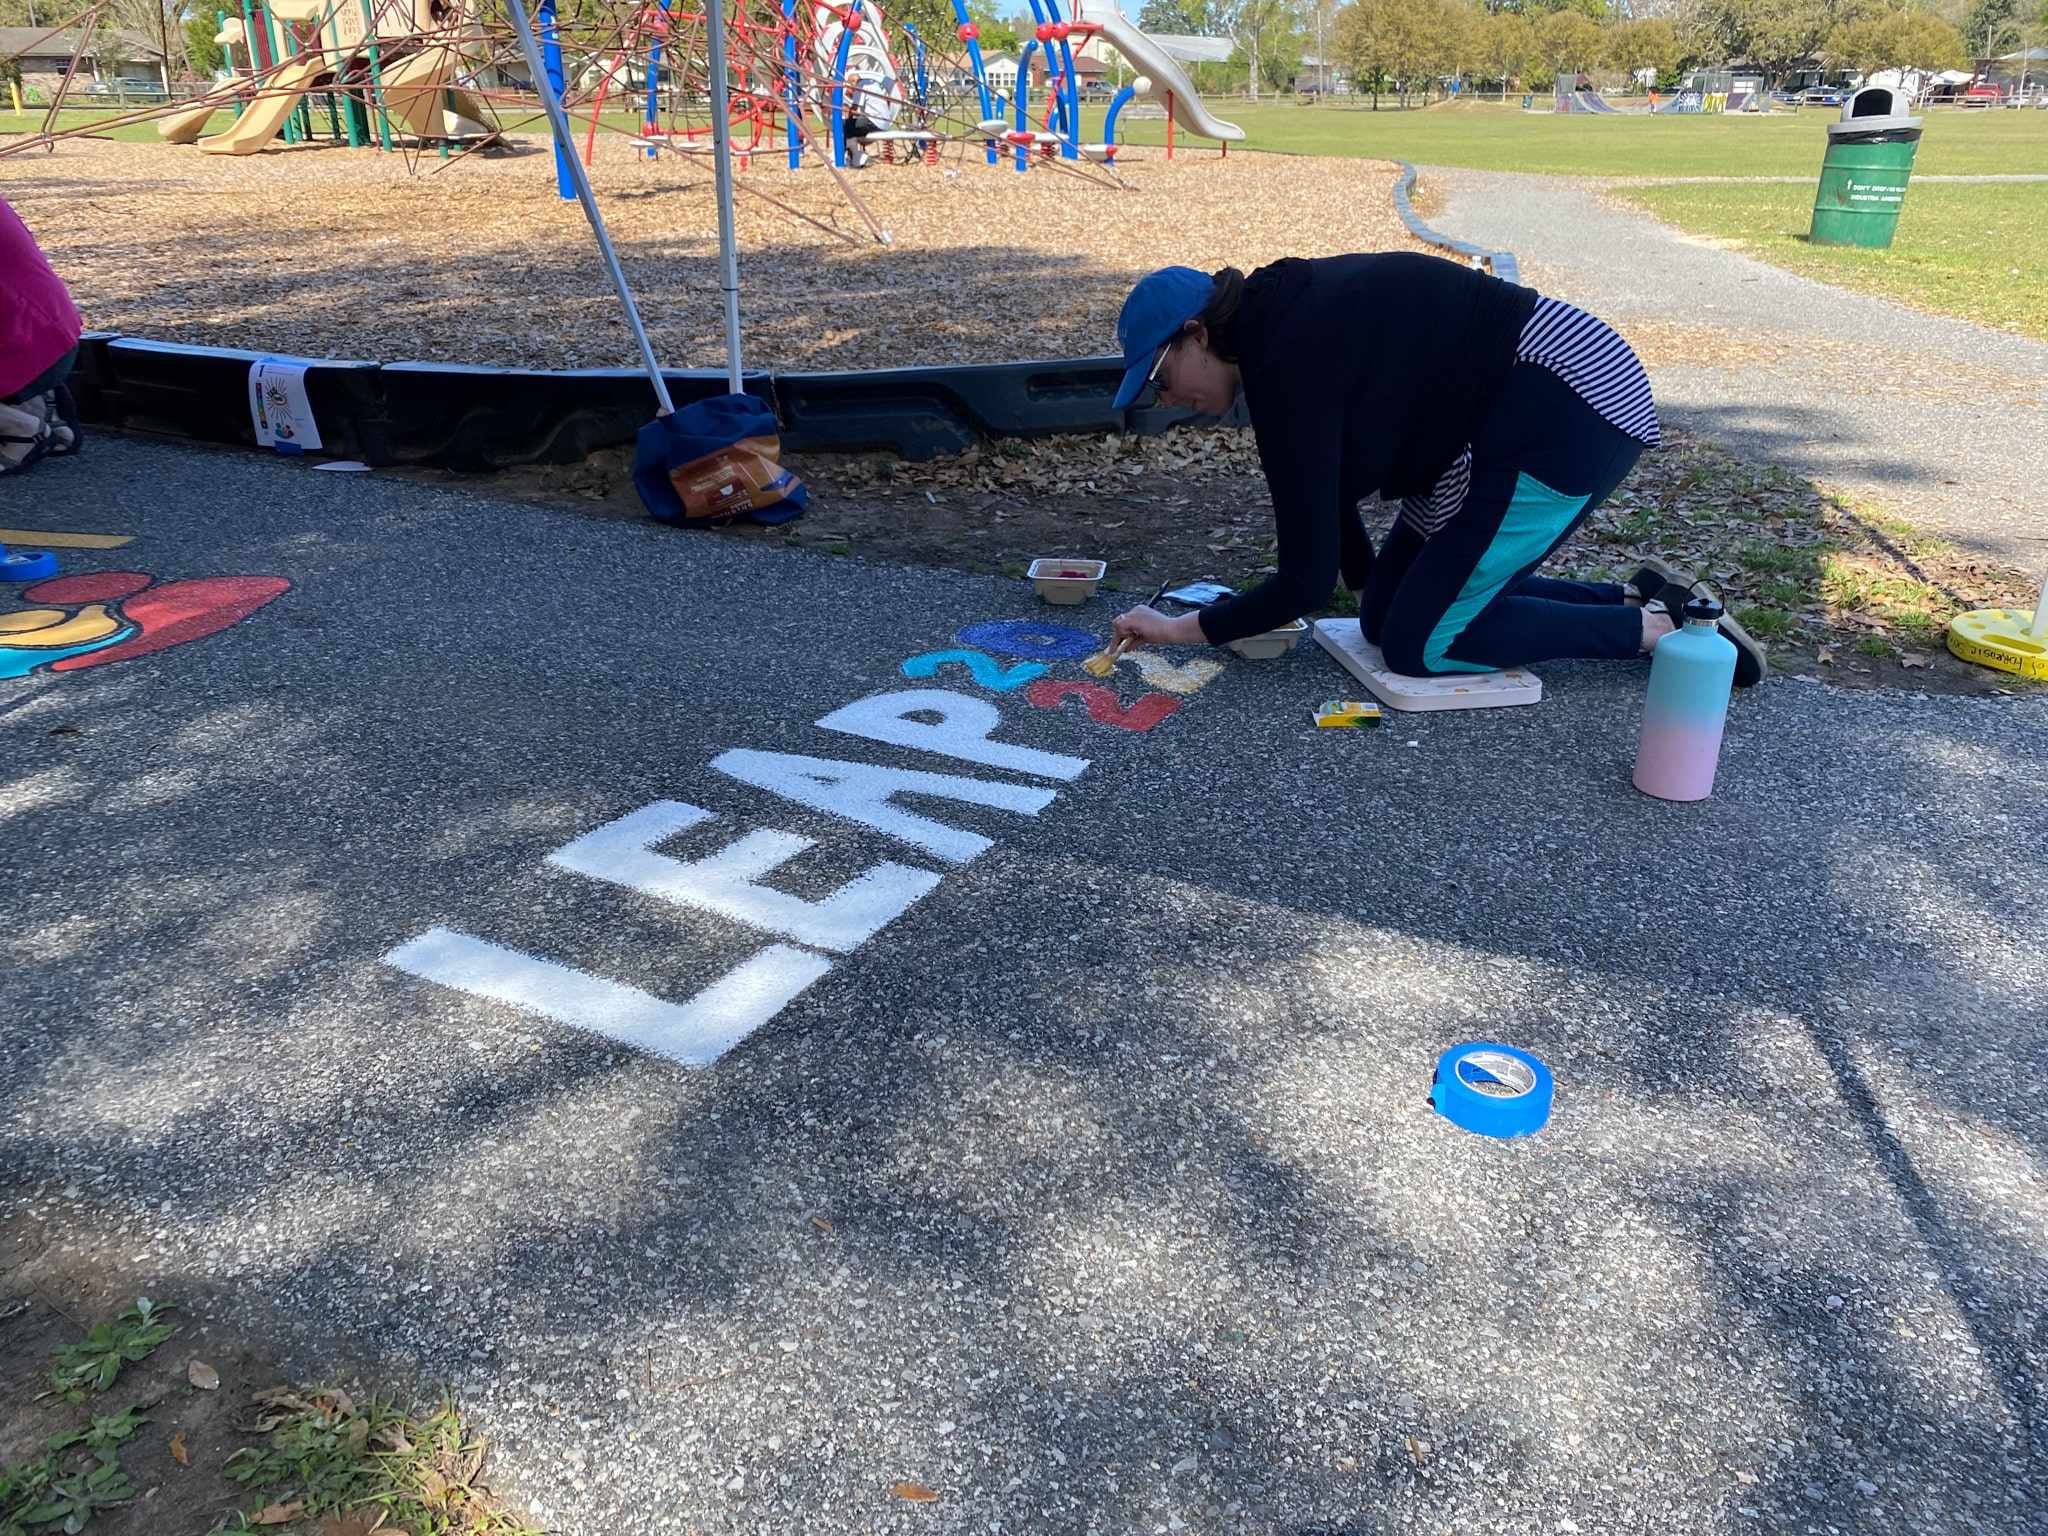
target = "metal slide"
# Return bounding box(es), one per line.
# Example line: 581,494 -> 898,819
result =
1074,0 -> 1243,143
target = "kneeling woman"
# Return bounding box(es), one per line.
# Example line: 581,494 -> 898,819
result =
1106,255 -> 1762,685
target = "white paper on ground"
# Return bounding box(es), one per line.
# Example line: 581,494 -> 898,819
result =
249,359 -> 323,453
1312,619 -> 1542,712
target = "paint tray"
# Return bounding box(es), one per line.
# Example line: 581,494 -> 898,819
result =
1311,620 -> 1542,712
1028,558 -> 1106,605
1227,618 -> 1309,659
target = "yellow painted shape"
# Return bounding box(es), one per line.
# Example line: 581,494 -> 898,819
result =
0,604 -> 121,648
1946,608 -> 2048,681
0,529 -> 135,549
1120,649 -> 1225,695
0,609 -> 67,635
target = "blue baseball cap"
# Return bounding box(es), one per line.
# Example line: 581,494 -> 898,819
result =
1111,266 -> 1216,409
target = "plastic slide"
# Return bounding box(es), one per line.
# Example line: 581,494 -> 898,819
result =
197,54 -> 330,154
1076,0 -> 1243,143
159,92 -> 234,142
377,44 -> 492,140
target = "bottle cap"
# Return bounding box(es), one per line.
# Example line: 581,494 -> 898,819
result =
1682,595 -> 1724,625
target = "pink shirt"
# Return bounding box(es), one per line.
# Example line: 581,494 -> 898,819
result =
1,196 -> 83,398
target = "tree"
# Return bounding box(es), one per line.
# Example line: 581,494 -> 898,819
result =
184,13 -> 226,77
1681,0 -> 1883,91
964,0 -> 1020,53
1606,16 -> 1680,84
1428,0 -> 1478,91
1334,0 -> 1400,104
108,0 -> 186,86
1476,6 -> 1533,93
1221,0 -> 1303,100
1962,0 -> 2026,56
1140,0 -> 1222,30
1828,5 -> 1967,74
1533,4 -> 1603,80
1380,0 -> 1440,102
1305,0 -> 1340,91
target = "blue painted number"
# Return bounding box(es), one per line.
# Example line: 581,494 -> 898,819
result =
901,649 -> 1049,692
955,619 -> 1099,661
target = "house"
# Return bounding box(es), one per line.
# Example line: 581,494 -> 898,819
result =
980,50 -> 1020,96
0,26 -> 168,103
1027,50 -> 1107,91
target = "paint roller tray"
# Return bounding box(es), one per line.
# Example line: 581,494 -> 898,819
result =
1226,619 -> 1308,659
1028,558 -> 1106,605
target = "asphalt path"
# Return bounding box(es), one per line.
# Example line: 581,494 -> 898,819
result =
4,438 -> 2046,1535
1423,167 -> 2048,567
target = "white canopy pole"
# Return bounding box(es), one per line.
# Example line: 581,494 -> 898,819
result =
502,0 -> 675,415
705,0 -> 745,392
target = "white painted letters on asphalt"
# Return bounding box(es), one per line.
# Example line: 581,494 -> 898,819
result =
815,689 -> 1090,781
384,927 -> 834,1068
546,799 -> 943,953
386,656 -> 1103,1067
709,748 -> 1060,865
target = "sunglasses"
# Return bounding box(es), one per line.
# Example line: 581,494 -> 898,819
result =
1139,333 -> 1182,404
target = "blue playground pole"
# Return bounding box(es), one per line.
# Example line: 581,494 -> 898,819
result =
1103,82 -> 1133,145
1041,0 -> 1079,158
536,0 -> 574,200
1013,40 -> 1036,171
644,0 -> 670,157
781,0 -> 801,168
944,0 -> 998,164
830,20 -> 853,167
903,21 -> 927,107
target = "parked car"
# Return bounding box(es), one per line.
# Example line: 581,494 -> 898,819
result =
1799,88 -> 1844,106
1960,82 -> 2005,107
84,77 -> 166,102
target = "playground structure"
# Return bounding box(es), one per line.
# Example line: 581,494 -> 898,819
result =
0,0 -> 499,160
0,0 -> 1242,179
569,0 -> 1241,175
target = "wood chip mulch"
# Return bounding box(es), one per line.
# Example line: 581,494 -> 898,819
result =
5,135 -> 1424,372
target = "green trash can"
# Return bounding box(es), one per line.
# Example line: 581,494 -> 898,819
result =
1810,86 -> 1922,249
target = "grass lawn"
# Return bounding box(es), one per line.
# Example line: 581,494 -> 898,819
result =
1615,178 -> 2048,340
1087,98 -> 2048,178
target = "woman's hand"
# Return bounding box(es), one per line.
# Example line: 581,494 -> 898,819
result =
1111,605 -> 1206,647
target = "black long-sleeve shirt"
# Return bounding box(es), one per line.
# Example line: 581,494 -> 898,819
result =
1194,253 -> 1540,646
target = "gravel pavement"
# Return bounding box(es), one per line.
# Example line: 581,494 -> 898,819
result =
4,438 -> 2047,1535
1422,167 -> 2048,566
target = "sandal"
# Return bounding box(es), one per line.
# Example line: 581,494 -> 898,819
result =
1625,557 -> 1698,606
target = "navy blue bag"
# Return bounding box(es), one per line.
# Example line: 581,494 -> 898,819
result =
632,392 -> 807,526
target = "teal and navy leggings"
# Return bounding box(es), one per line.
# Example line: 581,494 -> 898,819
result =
1359,362 -> 1646,675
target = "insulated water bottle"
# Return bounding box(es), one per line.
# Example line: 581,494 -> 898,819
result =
1633,596 -> 1737,802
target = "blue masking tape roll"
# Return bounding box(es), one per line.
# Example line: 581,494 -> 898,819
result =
1430,1042 -> 1553,1138
0,551 -> 59,582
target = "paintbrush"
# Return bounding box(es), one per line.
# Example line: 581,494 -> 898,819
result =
1083,582 -> 1171,677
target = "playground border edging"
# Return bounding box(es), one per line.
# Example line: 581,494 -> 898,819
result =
68,340 -> 1202,468
66,168 -> 1520,466
1392,161 -> 1522,286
